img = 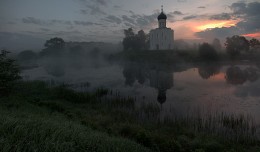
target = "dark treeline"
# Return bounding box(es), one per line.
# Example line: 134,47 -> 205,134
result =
121,27 -> 260,62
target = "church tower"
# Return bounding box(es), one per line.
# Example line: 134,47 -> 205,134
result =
149,6 -> 174,50
158,5 -> 167,28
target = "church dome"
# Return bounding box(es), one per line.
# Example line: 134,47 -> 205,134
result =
157,12 -> 167,20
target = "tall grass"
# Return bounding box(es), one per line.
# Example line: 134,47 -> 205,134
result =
1,80 -> 259,152
0,95 -> 150,152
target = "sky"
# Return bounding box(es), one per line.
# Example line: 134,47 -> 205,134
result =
0,0 -> 260,50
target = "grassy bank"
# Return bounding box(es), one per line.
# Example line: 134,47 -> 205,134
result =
0,81 -> 259,152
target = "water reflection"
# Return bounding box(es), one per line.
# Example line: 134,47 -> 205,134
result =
198,63 -> 220,79
122,61 -> 260,105
225,66 -> 259,85
122,62 -> 174,105
150,69 -> 173,105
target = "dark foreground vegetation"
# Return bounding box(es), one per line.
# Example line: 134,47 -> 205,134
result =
0,80 -> 259,152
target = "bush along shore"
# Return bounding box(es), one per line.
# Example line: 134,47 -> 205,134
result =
0,80 -> 259,152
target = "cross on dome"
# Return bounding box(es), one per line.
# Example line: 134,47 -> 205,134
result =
157,5 -> 167,20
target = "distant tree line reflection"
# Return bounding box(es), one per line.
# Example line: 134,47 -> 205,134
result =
225,66 -> 259,85
122,61 -> 260,105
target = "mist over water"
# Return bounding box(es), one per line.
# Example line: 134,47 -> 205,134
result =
19,45 -> 260,124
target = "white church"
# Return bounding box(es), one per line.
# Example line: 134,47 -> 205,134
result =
150,6 -> 174,50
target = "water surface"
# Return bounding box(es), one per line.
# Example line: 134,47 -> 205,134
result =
22,60 -> 260,123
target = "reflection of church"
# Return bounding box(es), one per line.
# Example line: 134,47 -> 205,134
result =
122,62 -> 174,105
150,6 -> 174,50
150,70 -> 173,105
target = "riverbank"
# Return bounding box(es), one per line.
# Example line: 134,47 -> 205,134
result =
0,81 -> 259,152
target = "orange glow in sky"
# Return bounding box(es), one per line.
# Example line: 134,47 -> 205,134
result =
196,20 -> 237,31
242,32 -> 260,39
170,19 -> 239,40
210,73 -> 226,81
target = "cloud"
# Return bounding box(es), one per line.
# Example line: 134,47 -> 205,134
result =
183,15 -> 197,20
76,0 -> 107,6
177,0 -> 187,2
195,26 -> 239,40
22,17 -> 72,26
80,9 -> 88,15
76,0 -> 107,15
103,15 -> 122,24
196,2 -> 260,40
229,2 -> 246,14
198,6 -> 206,9
22,17 -> 48,26
22,17 -> 102,29
135,13 -> 158,28
74,21 -> 101,26
95,0 -> 107,6
40,28 -> 51,32
113,5 -> 121,9
172,11 -> 184,15
85,5 -> 106,15
210,13 -> 232,20
50,20 -> 72,25
122,15 -> 136,25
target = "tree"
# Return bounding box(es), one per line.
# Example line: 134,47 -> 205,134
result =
44,37 -> 65,49
40,37 -> 65,57
18,50 -> 37,61
122,28 -> 148,51
0,50 -> 21,95
249,38 -> 260,51
212,38 -> 222,51
123,28 -> 135,50
249,38 -> 260,47
199,43 -> 218,61
17,50 -> 37,65
124,28 -> 135,38
137,30 -> 146,50
225,35 -> 250,57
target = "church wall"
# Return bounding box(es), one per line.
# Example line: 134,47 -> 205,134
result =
150,28 -> 174,50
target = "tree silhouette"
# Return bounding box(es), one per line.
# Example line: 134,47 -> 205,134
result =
249,38 -> 260,47
137,30 -> 146,50
199,43 -> 218,61
225,35 -> 250,57
0,50 -> 21,95
17,50 -> 37,65
44,37 -> 65,49
122,28 -> 148,50
249,38 -> 260,51
40,37 -> 65,57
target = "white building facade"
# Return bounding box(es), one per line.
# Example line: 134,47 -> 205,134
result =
150,7 -> 174,50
